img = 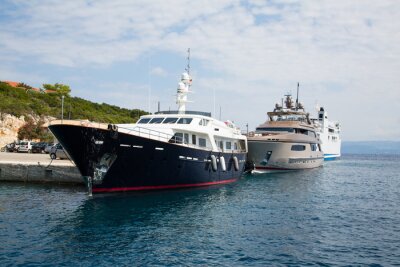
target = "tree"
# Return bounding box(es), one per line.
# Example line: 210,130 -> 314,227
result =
18,117 -> 53,141
42,83 -> 71,96
18,117 -> 37,140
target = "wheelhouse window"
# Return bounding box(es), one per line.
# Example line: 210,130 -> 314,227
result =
149,117 -> 164,124
137,118 -> 151,124
163,117 -> 178,124
291,145 -> 306,151
177,118 -> 193,124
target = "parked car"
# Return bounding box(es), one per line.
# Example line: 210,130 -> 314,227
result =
32,142 -> 49,153
1,142 -> 18,152
50,143 -> 69,159
17,141 -> 34,153
31,142 -> 46,153
44,143 -> 54,154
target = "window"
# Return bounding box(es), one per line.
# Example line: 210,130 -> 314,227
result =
310,143 -> 318,151
199,119 -> 209,126
149,117 -> 164,124
291,145 -> 306,151
199,138 -> 206,147
170,133 -> 183,143
256,127 -> 294,132
163,117 -> 178,124
137,118 -> 151,124
177,118 -> 193,124
192,134 -> 197,145
219,141 -> 223,150
184,133 -> 189,144
226,141 -> 232,150
234,143 -> 238,150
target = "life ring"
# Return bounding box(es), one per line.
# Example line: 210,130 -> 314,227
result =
220,156 -> 226,172
233,156 -> 239,171
210,155 -> 218,172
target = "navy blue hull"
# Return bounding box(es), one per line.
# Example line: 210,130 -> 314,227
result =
49,124 -> 246,193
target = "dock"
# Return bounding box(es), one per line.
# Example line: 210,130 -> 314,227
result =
0,152 -> 83,184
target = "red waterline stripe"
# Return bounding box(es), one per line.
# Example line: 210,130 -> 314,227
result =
92,178 -> 238,193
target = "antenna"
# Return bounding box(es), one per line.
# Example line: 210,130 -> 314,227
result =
185,48 -> 191,74
148,55 -> 152,113
296,82 -> 299,111
213,88 -> 216,118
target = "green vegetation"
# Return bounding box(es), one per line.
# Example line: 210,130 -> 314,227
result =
18,117 -> 54,142
42,83 -> 71,96
0,81 -> 148,124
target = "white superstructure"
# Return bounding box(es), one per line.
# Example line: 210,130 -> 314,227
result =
313,107 -> 341,160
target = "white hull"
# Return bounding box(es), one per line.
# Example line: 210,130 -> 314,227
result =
247,140 -> 324,172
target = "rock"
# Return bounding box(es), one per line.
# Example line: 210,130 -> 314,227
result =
0,113 -> 56,148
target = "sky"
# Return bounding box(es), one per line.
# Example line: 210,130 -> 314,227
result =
0,0 -> 399,141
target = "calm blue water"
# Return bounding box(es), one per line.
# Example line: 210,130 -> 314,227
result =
1,154 -> 399,266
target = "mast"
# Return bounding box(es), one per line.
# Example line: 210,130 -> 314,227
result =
185,48 -> 190,74
177,48 -> 192,114
296,82 -> 299,111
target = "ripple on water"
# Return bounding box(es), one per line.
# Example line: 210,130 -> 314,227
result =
1,154 -> 400,266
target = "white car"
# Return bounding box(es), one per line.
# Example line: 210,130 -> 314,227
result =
17,141 -> 34,153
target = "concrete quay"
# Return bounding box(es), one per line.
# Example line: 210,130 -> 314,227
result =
0,152 -> 83,184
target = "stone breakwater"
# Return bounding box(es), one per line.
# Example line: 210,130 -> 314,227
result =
0,153 -> 82,184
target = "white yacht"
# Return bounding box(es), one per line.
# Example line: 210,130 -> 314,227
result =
246,94 -> 324,172
313,107 -> 341,160
49,52 -> 247,194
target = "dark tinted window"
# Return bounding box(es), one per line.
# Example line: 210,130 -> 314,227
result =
256,127 -> 294,132
177,118 -> 193,124
291,145 -> 305,151
149,118 -> 164,124
138,118 -> 151,124
192,134 -> 196,145
163,118 -> 178,124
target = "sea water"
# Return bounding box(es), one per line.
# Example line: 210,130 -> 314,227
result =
1,154 -> 399,266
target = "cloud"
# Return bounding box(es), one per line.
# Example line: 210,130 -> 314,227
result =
1,0 -> 399,140
150,67 -> 167,77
